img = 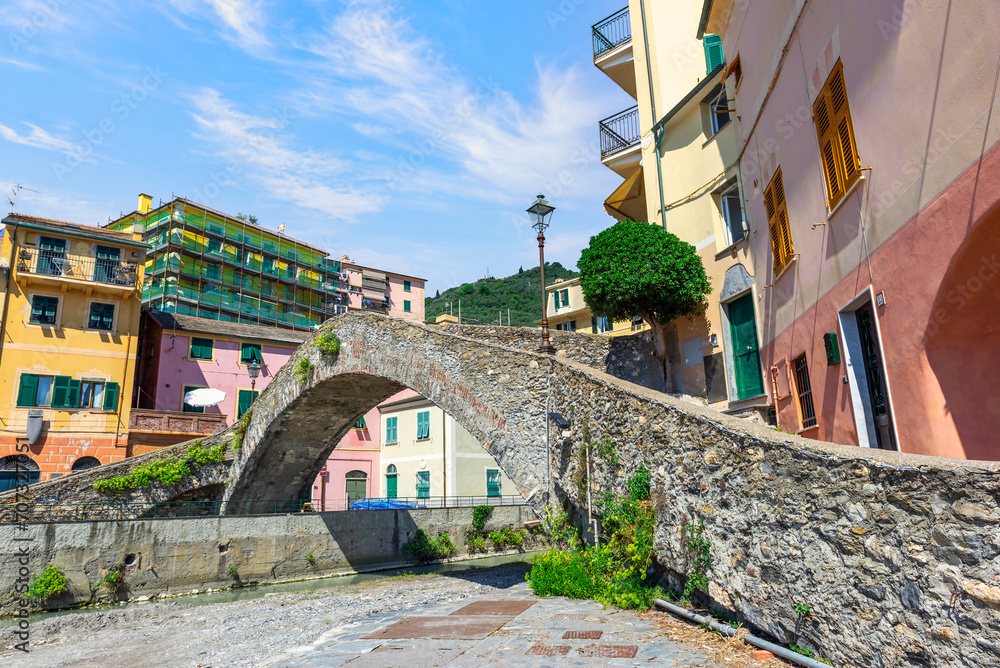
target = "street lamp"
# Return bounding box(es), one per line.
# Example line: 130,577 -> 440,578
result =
527,194 -> 556,354
247,360 -> 261,392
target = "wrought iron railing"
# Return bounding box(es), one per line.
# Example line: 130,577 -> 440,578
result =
599,105 -> 641,158
0,495 -> 528,523
16,248 -> 140,289
593,7 -> 631,59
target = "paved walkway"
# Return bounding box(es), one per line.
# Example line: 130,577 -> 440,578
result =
264,582 -> 714,667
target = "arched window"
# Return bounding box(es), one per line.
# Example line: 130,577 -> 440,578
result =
71,456 -> 102,472
385,464 -> 398,499
345,470 -> 368,505
0,455 -> 40,492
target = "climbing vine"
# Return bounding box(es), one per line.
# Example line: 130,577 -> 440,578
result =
294,358 -> 315,385
682,520 -> 711,601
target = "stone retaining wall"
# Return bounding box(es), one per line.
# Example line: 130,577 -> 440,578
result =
0,505 -> 538,615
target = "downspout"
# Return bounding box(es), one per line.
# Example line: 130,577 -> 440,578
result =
115,291 -> 136,452
441,411 -> 447,507
638,0 -> 668,229
0,222 -> 20,371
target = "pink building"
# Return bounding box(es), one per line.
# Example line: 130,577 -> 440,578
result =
132,311 -> 306,449
339,256 -> 426,323
701,0 -> 1000,458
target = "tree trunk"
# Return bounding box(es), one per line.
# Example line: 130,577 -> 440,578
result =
640,311 -> 673,393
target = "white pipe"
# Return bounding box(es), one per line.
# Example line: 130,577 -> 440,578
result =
653,599 -> 832,668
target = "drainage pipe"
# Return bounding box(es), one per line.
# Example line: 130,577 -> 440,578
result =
653,598 -> 832,668
638,0 -> 668,229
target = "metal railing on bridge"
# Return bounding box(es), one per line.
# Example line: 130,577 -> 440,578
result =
0,495 -> 528,523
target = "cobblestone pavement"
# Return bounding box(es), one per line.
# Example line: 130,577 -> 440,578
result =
266,581 -> 715,667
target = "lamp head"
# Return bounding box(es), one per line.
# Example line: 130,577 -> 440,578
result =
247,360 -> 261,380
526,194 -> 555,233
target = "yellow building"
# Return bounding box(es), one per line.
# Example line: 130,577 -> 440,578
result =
0,214 -> 147,487
593,1 -> 754,407
537,277 -> 647,337
378,391 -> 516,502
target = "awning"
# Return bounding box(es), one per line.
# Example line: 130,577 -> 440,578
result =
362,288 -> 386,301
604,165 -> 645,221
363,270 -> 386,282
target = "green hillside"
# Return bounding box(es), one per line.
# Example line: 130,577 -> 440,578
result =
425,263 -> 578,327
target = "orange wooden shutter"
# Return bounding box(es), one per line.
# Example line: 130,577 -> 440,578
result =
814,61 -> 859,209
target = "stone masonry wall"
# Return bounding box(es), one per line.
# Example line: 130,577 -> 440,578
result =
0,505 -> 537,616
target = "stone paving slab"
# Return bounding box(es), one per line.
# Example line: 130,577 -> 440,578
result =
449,600 -> 536,616
361,615 -> 510,640
266,582 -> 714,667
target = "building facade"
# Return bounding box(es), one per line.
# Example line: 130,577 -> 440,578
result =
539,277 -> 647,337
701,0 -> 1000,458
107,196 -> 426,331
131,311 -> 306,452
0,214 -> 147,488
311,400 -> 383,511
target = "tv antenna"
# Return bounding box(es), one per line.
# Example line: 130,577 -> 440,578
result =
8,184 -> 40,212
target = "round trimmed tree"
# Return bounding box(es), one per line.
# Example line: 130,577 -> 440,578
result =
578,221 -> 711,392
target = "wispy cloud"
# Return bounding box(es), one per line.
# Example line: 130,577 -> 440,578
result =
189,87 -> 384,220
167,0 -> 269,53
0,57 -> 45,71
0,121 -> 94,161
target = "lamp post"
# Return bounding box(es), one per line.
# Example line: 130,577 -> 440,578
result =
527,194 -> 556,354
247,360 -> 261,392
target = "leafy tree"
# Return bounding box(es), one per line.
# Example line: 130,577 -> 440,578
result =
578,221 -> 711,392
435,289 -> 440,298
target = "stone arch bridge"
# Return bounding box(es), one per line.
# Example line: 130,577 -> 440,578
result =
5,312 -> 1000,667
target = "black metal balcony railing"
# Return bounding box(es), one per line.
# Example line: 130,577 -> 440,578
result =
599,105 -> 641,158
17,248 -> 140,289
593,7 -> 631,59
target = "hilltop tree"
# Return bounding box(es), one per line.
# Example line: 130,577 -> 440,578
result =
578,221 -> 711,392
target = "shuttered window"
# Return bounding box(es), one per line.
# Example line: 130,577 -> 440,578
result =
88,303 -> 115,330
416,411 -> 430,439
486,469 -> 502,497
237,389 -> 258,419
403,280 -> 411,292
182,385 -> 204,413
385,416 -> 398,444
240,343 -> 263,364
764,168 -> 794,276
416,471 -> 430,499
103,382 -> 119,411
403,300 -> 411,312
190,337 -> 214,360
30,296 -> 59,325
813,60 -> 860,209
703,34 -> 724,73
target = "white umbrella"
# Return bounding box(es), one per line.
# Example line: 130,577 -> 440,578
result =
183,388 -> 227,408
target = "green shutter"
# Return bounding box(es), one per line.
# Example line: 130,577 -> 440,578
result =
704,34 -> 724,73
417,411 -> 430,439
386,416 -> 397,443
103,382 -> 119,411
17,374 -> 38,407
403,280 -> 411,292
386,473 -> 397,499
237,389 -> 253,419
51,376 -> 72,408
416,471 -> 430,498
403,300 -> 411,312
67,379 -> 81,409
591,316 -> 598,333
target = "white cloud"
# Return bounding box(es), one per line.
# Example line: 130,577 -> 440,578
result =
0,121 -> 94,161
0,57 -> 45,71
167,0 -> 268,53
189,87 -> 383,220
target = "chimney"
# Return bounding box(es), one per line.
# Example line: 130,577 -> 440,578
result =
138,193 -> 152,214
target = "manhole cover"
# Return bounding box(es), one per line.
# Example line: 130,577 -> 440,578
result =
361,616 -> 507,640
594,645 -> 639,658
526,644 -> 571,656
563,630 -> 603,640
450,600 -> 535,617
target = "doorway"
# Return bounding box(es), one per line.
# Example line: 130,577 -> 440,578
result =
344,470 -> 368,506
727,293 -> 765,399
855,303 -> 896,450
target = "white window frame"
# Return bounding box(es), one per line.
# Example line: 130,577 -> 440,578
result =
720,182 -> 746,246
709,87 -> 731,135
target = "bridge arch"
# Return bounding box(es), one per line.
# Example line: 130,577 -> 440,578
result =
223,313 -> 554,509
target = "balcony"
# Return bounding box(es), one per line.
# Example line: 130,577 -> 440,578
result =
129,410 -> 228,435
599,106 -> 642,176
592,8 -> 636,98
16,248 -> 141,291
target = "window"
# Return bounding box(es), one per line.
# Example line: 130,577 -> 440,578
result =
403,300 -> 411,313
79,380 -> 105,408
17,374 -> 53,407
486,469 -> 502,497
71,456 -> 101,471
36,236 -> 66,276
726,54 -> 742,89
93,245 -> 120,283
709,86 -> 731,135
205,262 -> 222,280
703,34 -> 724,73
30,296 -> 59,325
794,355 -> 818,429
237,389 -> 259,419
416,470 -> 430,499
182,385 -> 204,413
764,168 -> 794,275
385,416 -> 398,444
88,303 -> 115,330
591,316 -> 609,333
403,280 -> 411,292
560,289 -> 569,308
556,321 -> 577,332
416,411 -> 430,439
813,60 -> 860,209
190,337 -> 214,360
353,416 -> 367,430
240,343 -> 263,365
720,183 -> 745,245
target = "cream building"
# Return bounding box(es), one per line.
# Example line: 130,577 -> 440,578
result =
593,1 -> 756,408
537,277 -> 647,337
378,391 -> 516,502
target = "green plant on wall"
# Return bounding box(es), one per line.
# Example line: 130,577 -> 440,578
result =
24,566 -> 68,600
294,358 -> 315,385
306,553 -> 316,564
316,331 -> 341,358
228,565 -> 239,578
472,505 -> 493,533
402,530 -> 455,563
93,443 -> 228,494
232,409 -> 251,453
682,520 -> 710,601
99,563 -> 126,591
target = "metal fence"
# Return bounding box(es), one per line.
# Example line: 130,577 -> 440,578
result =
0,495 -> 528,524
592,7 -> 631,59
16,248 -> 140,288
599,105 -> 641,158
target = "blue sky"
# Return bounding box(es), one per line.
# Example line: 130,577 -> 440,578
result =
0,0 -> 632,293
